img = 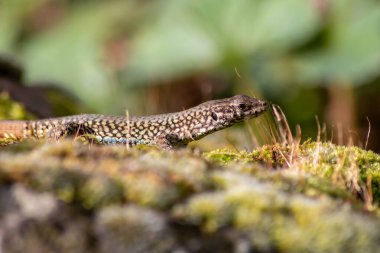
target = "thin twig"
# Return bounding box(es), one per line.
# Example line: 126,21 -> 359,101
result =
365,117 -> 371,150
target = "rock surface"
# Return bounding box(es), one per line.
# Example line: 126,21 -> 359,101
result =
0,141 -> 379,252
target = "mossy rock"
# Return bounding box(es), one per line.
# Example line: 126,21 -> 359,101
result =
0,140 -> 379,252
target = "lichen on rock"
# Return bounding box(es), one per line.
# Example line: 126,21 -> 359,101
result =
0,140 -> 379,252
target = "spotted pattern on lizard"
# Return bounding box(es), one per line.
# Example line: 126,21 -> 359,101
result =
0,95 -> 269,149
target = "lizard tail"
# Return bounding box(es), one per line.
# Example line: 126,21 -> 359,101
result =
0,120 -> 28,139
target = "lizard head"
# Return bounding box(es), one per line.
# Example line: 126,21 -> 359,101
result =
173,94 -> 269,143
208,95 -> 269,127
186,94 -> 269,140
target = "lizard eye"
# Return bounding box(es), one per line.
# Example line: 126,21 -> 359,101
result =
211,112 -> 218,121
238,103 -> 250,111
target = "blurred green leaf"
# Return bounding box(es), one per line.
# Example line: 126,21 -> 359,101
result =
0,0 -> 48,52
296,0 -> 380,84
21,1 -> 141,112
124,0 -> 320,84
0,92 -> 32,120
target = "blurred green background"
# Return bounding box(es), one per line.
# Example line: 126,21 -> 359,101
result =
1,0 -> 380,150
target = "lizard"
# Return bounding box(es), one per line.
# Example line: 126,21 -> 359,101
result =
0,95 -> 269,149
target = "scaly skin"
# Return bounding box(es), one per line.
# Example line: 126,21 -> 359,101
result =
0,95 -> 269,149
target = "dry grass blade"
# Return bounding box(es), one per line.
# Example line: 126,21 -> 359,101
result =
365,117 -> 371,150
271,104 -> 294,145
365,175 -> 374,211
245,120 -> 260,149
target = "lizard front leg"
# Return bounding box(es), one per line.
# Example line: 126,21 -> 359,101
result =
156,133 -> 187,150
46,123 -> 95,142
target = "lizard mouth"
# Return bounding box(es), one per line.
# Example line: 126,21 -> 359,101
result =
243,99 -> 269,119
256,99 -> 270,115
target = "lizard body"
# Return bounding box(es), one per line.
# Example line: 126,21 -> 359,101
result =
0,95 -> 268,149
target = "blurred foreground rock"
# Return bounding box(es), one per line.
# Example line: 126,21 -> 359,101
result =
0,141 -> 379,253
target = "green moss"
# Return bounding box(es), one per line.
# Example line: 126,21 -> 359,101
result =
204,144 -> 288,167
0,137 -> 20,146
0,141 -> 214,209
172,192 -> 233,232
95,205 -> 175,252
0,92 -> 33,120
203,148 -> 250,165
1,140 -> 380,252
2,141 -> 379,207
296,142 -> 380,203
173,171 -> 380,252
205,142 -> 380,205
0,92 -> 33,146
